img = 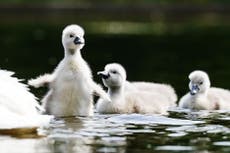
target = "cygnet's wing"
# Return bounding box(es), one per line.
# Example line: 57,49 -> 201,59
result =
208,87 -> 230,109
131,81 -> 177,105
209,87 -> 230,102
91,81 -> 111,102
28,73 -> 55,88
0,69 -> 40,115
125,91 -> 169,114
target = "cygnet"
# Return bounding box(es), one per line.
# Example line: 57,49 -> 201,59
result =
96,63 -> 177,114
0,69 -> 52,130
179,70 -> 230,110
28,24 -> 110,117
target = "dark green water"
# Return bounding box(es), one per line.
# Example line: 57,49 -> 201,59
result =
0,22 -> 230,152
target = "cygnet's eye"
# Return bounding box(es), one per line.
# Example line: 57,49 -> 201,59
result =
199,81 -> 203,85
69,34 -> 74,38
111,70 -> 117,74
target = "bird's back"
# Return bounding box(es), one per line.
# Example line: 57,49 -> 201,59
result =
0,69 -> 52,129
0,70 -> 39,116
208,87 -> 230,109
131,81 -> 177,106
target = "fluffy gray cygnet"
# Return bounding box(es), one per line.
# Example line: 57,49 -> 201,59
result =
179,70 -> 230,110
28,24 -> 110,117
96,63 -> 177,114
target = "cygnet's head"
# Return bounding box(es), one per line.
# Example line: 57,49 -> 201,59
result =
62,24 -> 85,54
188,70 -> 211,96
97,63 -> 127,88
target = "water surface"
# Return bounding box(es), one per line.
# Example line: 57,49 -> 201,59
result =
1,110 -> 230,153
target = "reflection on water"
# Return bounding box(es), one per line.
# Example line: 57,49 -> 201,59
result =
108,113 -> 204,125
1,110 -> 230,153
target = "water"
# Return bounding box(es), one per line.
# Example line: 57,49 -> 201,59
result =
1,110 -> 230,153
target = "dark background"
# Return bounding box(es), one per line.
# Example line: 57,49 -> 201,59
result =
0,0 -> 230,99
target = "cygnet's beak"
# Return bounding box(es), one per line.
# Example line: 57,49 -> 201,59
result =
190,84 -> 200,95
97,71 -> 110,79
74,37 -> 84,45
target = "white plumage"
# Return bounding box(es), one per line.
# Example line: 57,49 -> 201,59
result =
96,63 -> 177,114
179,70 -> 230,110
28,24 -> 109,117
0,69 -> 52,130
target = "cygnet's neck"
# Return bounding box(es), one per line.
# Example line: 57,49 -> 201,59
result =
108,86 -> 124,99
191,90 -> 208,100
64,48 -> 82,59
